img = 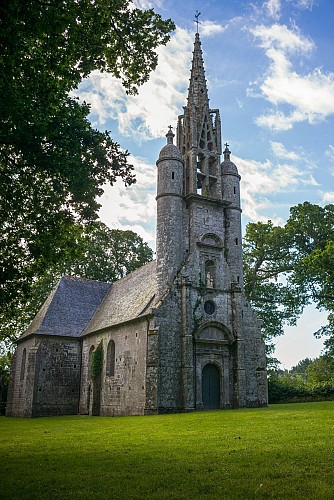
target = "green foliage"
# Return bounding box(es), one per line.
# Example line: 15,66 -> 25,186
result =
90,343 -> 103,380
306,355 -> 334,384
60,222 -> 154,282
268,377 -> 334,404
0,0 -> 174,336
243,202 -> 334,357
1,403 -> 334,498
268,354 -> 334,403
290,357 -> 313,378
268,377 -> 309,404
0,353 -> 12,415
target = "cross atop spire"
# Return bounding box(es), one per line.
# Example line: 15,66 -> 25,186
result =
194,11 -> 201,33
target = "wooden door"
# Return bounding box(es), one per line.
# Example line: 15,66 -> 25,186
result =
202,364 -> 220,409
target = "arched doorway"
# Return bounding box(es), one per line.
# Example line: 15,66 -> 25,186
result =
202,364 -> 220,409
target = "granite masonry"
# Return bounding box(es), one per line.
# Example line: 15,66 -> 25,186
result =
6,33 -> 268,417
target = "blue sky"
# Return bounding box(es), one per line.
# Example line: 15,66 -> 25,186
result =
75,0 -> 334,368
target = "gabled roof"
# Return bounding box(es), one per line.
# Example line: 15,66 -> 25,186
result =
83,260 -> 157,335
20,276 -> 111,340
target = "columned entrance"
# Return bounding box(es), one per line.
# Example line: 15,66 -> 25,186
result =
202,363 -> 220,409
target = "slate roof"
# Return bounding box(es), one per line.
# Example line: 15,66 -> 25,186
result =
83,260 -> 157,335
20,276 -> 111,340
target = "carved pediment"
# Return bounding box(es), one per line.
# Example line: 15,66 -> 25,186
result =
196,322 -> 234,345
198,233 -> 223,249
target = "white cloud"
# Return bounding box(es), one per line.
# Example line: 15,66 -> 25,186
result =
255,109 -> 304,131
74,27 -> 193,141
264,0 -> 281,21
325,145 -> 334,163
235,154 -> 318,221
200,20 -> 226,37
298,0 -> 313,8
270,141 -> 301,161
287,0 -> 314,10
98,155 -> 157,250
321,192 -> 334,203
236,98 -> 244,109
250,23 -> 314,53
130,0 -> 164,9
249,24 -> 334,130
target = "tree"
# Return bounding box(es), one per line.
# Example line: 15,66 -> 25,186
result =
306,355 -> 334,385
0,222 -> 153,349
243,202 -> 334,360
0,0 -> 174,322
290,358 -> 313,380
286,203 -> 334,353
243,220 -> 305,364
0,353 -> 12,415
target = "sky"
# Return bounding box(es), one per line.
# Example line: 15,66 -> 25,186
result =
74,0 -> 334,369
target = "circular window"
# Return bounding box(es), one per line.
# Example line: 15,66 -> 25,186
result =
204,300 -> 215,315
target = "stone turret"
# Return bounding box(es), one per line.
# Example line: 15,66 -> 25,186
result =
221,144 -> 244,288
156,127 -> 184,295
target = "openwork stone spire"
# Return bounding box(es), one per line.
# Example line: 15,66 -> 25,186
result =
188,33 -> 209,111
177,33 -> 222,198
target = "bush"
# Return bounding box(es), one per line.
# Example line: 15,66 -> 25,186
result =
268,377 -> 334,404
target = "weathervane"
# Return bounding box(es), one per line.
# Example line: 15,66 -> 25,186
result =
194,10 -> 201,33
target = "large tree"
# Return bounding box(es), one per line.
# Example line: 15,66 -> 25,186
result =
0,0 -> 174,319
243,202 -> 334,362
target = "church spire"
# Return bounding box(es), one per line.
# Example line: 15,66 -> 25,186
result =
177,32 -> 222,198
187,33 -> 209,111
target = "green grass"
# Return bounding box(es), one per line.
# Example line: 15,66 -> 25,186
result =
1,402 -> 334,499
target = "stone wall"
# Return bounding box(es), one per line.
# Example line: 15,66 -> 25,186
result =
32,337 -> 81,416
6,335 -> 81,417
80,318 -> 148,417
6,337 -> 38,417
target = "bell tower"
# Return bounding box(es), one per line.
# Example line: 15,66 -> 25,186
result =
177,33 -> 222,199
155,30 -> 267,412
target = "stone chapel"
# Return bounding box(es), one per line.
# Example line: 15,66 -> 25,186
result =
6,33 -> 268,418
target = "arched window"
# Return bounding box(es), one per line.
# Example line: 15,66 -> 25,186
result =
205,260 -> 215,288
20,348 -> 26,381
106,340 -> 115,377
88,345 -> 95,379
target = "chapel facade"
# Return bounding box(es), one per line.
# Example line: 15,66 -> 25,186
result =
6,33 -> 268,418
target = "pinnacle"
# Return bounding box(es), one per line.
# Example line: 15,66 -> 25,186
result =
187,33 -> 209,109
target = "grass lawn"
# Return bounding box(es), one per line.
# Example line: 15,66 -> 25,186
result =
1,402 -> 334,499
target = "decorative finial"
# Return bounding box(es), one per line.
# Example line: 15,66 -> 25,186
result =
166,125 -> 175,144
194,11 -> 201,33
224,142 -> 231,160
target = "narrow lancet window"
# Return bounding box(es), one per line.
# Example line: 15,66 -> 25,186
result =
20,348 -> 26,381
89,346 -> 95,378
106,340 -> 115,376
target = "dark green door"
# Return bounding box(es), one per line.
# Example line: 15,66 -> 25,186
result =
202,364 -> 220,409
